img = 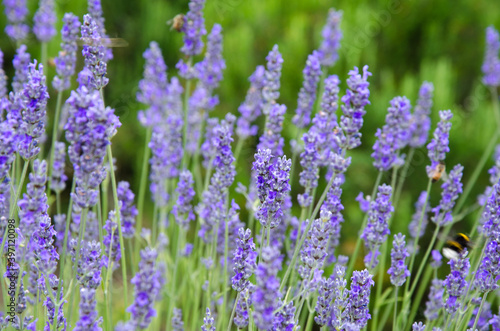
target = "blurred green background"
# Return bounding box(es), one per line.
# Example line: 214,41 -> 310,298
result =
1,0 -> 500,286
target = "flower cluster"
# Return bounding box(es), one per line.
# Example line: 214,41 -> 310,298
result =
293,50 -> 322,128
431,164 -> 464,226
33,0 -> 56,42
482,26 -> 500,88
426,110 -> 453,178
409,82 -> 434,148
345,269 -> 374,328
387,233 -> 410,287
318,8 -> 343,67
444,251 -> 470,315
53,13 -> 80,92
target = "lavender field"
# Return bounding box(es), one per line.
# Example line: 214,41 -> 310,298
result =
1,0 -> 500,330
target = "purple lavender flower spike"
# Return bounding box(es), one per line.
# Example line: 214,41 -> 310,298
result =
338,65 -> 372,150
235,286 -> 253,328
412,322 -> 426,331
200,117 -> 220,167
410,82 -> 434,148
81,14 -> 109,90
480,178 -> 500,239
3,0 -> 29,40
424,278 -> 444,321
195,23 -> 225,91
33,213 -> 59,276
50,142 -> 68,193
257,103 -> 286,156
298,130 -> 320,207
33,0 -> 56,42
431,250 -> 442,268
0,119 -> 16,223
172,170 -> 195,230
102,211 -> 121,270
273,301 -> 296,330
387,233 -> 410,286
444,250 -> 470,315
478,145 -> 500,206
431,164 -> 463,226
216,199 -> 244,260
345,269 -> 374,328
236,65 -> 266,139
17,61 -> 49,160
125,247 -> 162,330
426,110 -> 453,178
171,308 -> 184,331
318,8 -> 342,67
0,50 -> 7,99
293,50 -> 322,128
88,0 -> 112,61
262,44 -> 284,107
468,300 -> 493,331
311,74 -> 341,167
12,44 -> 31,94
320,176 -> 344,264
372,96 -> 412,171
330,263 -> 348,329
299,210 -> 332,280
70,239 -> 102,288
201,308 -> 215,331
315,275 -> 335,326
117,181 -> 137,238
137,41 -> 168,127
361,184 -> 393,270
53,13 -> 81,92
252,149 -> 291,228
408,191 -> 430,239
482,26 -> 500,88
252,246 -> 282,329
44,275 -> 66,331
474,240 -> 500,293
74,288 -> 102,331
232,228 -> 257,292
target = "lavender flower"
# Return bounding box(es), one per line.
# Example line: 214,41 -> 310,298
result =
33,213 -> 59,276
298,130 -> 320,207
410,82 -> 434,148
426,110 -> 453,178
293,50 -> 322,128
234,287 -> 253,328
180,0 -> 206,57
299,210 -> 332,280
172,170 -> 195,230
33,0 -> 56,42
50,142 -> 67,193
74,288 -> 102,331
126,248 -> 162,329
81,14 -> 108,90
480,178 -> 500,240
408,191 -> 430,239
361,184 -> 393,269
53,13 -> 81,92
482,26 -> 500,88
117,181 -> 137,238
88,0 -> 112,61
252,246 -> 282,329
18,61 -> 49,160
431,250 -> 443,268
262,45 -> 283,107
0,119 -> 16,221
318,8 -> 342,67
232,228 -> 257,292
197,117 -> 235,242
216,199 -> 244,259
474,240 -> 500,292
102,211 -> 121,270
387,233 -> 410,286
345,269 -> 374,328
0,50 -> 7,99
311,74 -> 341,167
478,145 -> 500,206
468,300 -> 492,331
330,263 -> 348,329
338,65 -> 372,150
65,85 -> 120,210
12,44 -> 31,93
412,322 -> 426,331
3,0 -> 29,40
372,96 -> 412,171
70,239 -> 102,288
257,103 -> 286,156
431,164 -> 464,226
273,301 -> 296,330
236,65 -> 265,139
44,275 -> 66,331
252,149 -> 291,228
444,251 -> 470,315
171,308 -> 184,331
315,276 -> 335,326
195,24 -> 225,91
137,41 -> 168,127
201,308 -> 215,331
320,176 -> 344,263
424,278 -> 445,321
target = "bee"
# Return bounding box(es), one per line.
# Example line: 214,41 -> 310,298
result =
167,14 -> 185,32
430,161 -> 446,183
77,37 -> 129,48
442,233 -> 472,260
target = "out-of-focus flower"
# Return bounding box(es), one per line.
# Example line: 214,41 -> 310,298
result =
172,170 -> 195,230
80,14 -> 108,90
387,233 -> 410,287
482,26 -> 500,88
33,0 -> 56,42
3,0 -> 29,40
236,65 -> 265,139
50,142 -> 67,193
318,8 -> 342,67
262,44 -> 283,108
408,191 -> 430,239
424,278 -> 445,321
426,110 -> 453,178
74,288 -> 102,331
257,103 -> 286,157
293,51 -> 322,128
53,13 -> 81,92
409,82 -> 434,148
431,164 -> 463,226
117,181 -> 137,238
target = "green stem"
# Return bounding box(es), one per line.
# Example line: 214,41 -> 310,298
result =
107,144 -> 129,308
393,148 -> 415,208
490,86 -> 500,130
408,225 -> 440,296
393,287 -> 399,331
135,128 -> 152,268
181,63 -> 193,170
227,292 -> 240,331
9,159 -> 29,219
346,171 -> 383,279
472,293 -> 488,331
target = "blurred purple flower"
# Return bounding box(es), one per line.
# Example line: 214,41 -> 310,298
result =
293,51 -> 322,128
482,26 -> 500,88
409,82 -> 434,148
262,44 -> 283,107
74,288 -> 102,331
426,110 -> 453,178
318,8 -> 342,67
431,164 -> 463,226
117,181 -> 137,238
53,14 -> 81,92
236,65 -> 265,139
387,233 -> 410,287
3,0 -> 29,40
81,14 -> 108,90
424,278 -> 444,321
33,0 -> 56,42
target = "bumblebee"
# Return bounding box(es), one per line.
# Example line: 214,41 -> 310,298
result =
442,233 -> 471,260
